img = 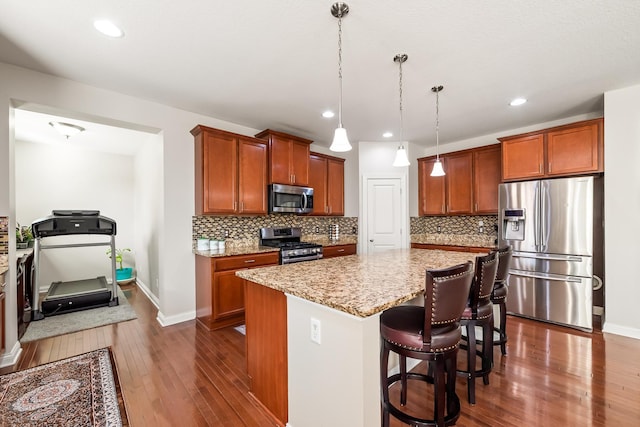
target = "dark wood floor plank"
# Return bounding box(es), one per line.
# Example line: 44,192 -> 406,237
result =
5,284 -> 640,426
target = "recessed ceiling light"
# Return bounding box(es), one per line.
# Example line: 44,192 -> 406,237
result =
322,111 -> 335,118
383,132 -> 393,138
510,97 -> 527,106
93,19 -> 124,38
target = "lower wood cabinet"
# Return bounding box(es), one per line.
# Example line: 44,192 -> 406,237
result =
195,252 -> 279,330
322,243 -> 357,258
411,243 -> 491,254
0,270 -> 5,353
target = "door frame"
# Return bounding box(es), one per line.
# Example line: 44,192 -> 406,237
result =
360,173 -> 408,255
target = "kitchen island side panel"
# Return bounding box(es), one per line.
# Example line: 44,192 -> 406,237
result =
286,294 -> 381,427
244,279 -> 288,426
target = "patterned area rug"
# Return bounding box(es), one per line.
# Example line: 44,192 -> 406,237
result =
0,348 -> 128,426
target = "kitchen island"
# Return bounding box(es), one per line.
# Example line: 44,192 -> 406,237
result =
236,248 -> 479,427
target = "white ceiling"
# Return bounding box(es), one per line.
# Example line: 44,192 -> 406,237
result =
2,0 -> 640,151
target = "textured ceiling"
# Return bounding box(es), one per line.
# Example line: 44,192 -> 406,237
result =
2,0 -> 639,151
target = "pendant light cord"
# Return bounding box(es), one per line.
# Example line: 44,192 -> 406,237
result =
435,87 -> 440,160
399,58 -> 404,143
337,14 -> 344,128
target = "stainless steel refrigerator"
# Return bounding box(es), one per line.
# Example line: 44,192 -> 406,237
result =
498,176 -> 604,332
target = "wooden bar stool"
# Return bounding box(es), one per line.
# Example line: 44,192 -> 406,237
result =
457,251 -> 499,405
490,245 -> 513,355
380,262 -> 474,427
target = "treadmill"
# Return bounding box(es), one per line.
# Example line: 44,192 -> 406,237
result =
31,210 -> 119,320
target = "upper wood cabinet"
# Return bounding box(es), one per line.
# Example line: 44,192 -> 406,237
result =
418,144 -> 501,216
418,157 -> 446,215
499,118 -> 603,181
255,129 -> 313,186
473,144 -> 501,214
445,152 -> 473,214
308,152 -> 345,216
192,125 -> 268,215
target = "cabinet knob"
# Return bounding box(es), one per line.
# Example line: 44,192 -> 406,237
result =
369,239 -> 374,242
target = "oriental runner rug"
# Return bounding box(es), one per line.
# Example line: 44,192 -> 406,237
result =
0,348 -> 128,426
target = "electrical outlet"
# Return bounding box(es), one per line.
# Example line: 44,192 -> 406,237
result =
479,226 -> 484,233
436,225 -> 442,233
224,229 -> 229,238
310,318 -> 321,344
352,226 -> 357,234
315,226 -> 320,233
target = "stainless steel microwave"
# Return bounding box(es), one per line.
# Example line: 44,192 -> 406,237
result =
268,184 -> 314,214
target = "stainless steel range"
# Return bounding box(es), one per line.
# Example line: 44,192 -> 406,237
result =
259,227 -> 323,264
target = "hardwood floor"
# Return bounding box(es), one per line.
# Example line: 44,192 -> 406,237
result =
3,285 -> 640,426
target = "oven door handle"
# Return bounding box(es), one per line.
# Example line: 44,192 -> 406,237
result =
282,254 -> 322,264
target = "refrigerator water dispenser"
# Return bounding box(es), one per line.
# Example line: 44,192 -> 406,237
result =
503,209 -> 525,241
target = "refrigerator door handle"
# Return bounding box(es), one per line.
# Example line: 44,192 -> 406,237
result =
533,182 -> 540,250
512,252 -> 584,262
540,182 -> 548,250
509,270 -> 583,283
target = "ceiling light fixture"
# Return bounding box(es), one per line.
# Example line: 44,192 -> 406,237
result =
392,54 -> 410,167
49,121 -> 85,139
329,2 -> 352,152
383,132 -> 393,138
322,111 -> 335,118
510,97 -> 527,106
430,85 -> 445,177
93,19 -> 124,38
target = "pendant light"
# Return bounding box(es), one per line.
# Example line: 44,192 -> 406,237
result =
329,2 -> 352,152
392,54 -> 410,167
430,85 -> 446,177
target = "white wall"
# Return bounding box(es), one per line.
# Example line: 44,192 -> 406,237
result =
133,134 -> 163,303
15,140 -> 136,287
603,84 -> 640,338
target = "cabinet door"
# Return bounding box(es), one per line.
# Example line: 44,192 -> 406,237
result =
202,131 -> 238,214
327,158 -> 344,216
547,122 -> 601,176
501,134 -> 545,181
418,158 -> 446,215
308,154 -> 328,215
473,145 -> 501,214
269,136 -> 292,184
212,270 -> 245,321
291,141 -> 310,185
238,137 -> 268,214
445,152 -> 473,214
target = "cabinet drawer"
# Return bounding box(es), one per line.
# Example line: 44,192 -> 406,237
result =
214,252 -> 279,271
323,244 -> 357,258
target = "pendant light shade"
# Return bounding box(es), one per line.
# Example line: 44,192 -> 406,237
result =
329,3 -> 352,152
430,85 -> 445,177
392,146 -> 410,167
392,53 -> 410,167
430,159 -> 445,176
331,127 -> 352,152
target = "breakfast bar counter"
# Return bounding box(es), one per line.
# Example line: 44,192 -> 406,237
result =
236,249 -> 479,427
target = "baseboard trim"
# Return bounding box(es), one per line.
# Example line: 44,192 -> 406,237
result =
0,342 -> 23,368
134,278 -> 159,309
602,322 -> 640,340
156,310 -> 196,327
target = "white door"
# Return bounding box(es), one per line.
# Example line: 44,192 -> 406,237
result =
366,178 -> 404,253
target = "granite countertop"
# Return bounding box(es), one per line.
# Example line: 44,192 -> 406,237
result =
411,233 -> 495,248
0,254 -> 7,276
236,248 -> 478,318
193,236 -> 358,258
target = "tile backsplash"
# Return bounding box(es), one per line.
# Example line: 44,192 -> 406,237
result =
411,215 -> 498,239
193,215 -> 358,244
0,216 -> 8,256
